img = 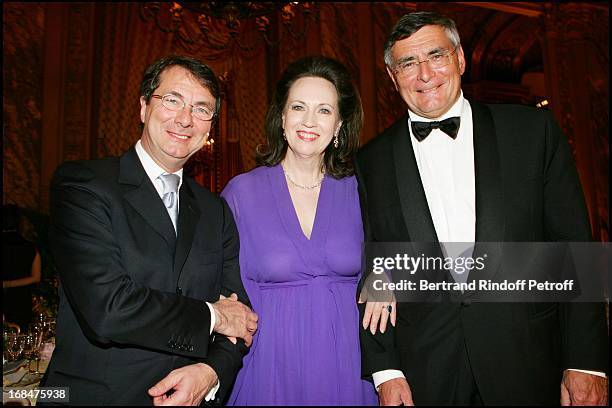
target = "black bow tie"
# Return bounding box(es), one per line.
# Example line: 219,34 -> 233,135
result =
411,117 -> 461,141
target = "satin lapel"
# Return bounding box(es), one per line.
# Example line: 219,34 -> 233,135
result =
392,117 -> 445,281
120,148 -> 176,247
468,102 -> 505,286
393,116 -> 439,243
174,180 -> 201,278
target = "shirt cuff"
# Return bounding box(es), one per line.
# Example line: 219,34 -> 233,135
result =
567,369 -> 607,378
372,369 -> 405,391
372,368 -> 605,394
202,304 -> 220,402
205,302 -> 216,335
204,380 -> 220,402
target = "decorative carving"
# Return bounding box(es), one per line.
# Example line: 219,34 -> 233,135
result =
472,15 -> 541,83
140,2 -> 317,55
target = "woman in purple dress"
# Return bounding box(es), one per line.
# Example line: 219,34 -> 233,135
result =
222,56 -> 379,405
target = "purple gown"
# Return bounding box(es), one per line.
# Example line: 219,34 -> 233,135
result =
221,165 -> 378,406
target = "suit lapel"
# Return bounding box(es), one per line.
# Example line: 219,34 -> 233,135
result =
471,102 -> 505,243
392,116 -> 446,282
469,102 -> 505,285
120,148 -> 176,247
394,104 -> 505,243
393,116 -> 439,243
173,181 -> 201,277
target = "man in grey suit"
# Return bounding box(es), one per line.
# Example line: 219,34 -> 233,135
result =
42,56 -> 258,405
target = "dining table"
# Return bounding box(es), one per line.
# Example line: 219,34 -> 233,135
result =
3,341 -> 55,406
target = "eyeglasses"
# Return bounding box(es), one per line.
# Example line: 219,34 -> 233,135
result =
392,47 -> 458,77
152,94 -> 215,121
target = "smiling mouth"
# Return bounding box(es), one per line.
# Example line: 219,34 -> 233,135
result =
297,131 -> 319,141
167,131 -> 191,140
417,83 -> 444,93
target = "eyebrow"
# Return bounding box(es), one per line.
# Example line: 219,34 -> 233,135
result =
289,99 -> 335,109
397,47 -> 448,63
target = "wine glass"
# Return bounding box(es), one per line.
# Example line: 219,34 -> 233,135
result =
6,333 -> 25,361
3,327 -> 18,362
34,313 -> 51,341
47,318 -> 57,338
23,330 -> 43,374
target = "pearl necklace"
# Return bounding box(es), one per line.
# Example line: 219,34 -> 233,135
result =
283,168 -> 324,190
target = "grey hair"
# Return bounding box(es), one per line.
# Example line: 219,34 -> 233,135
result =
383,11 -> 461,67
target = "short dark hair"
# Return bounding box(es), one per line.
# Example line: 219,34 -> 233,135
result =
384,11 -> 461,66
140,55 -> 221,120
257,56 -> 363,179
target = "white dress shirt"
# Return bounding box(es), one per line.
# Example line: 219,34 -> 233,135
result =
135,140 -> 184,219
409,93 -> 475,244
135,141 -> 221,400
371,94 -> 604,391
372,94 -> 474,389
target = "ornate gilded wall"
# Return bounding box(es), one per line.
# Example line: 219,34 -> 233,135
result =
3,2 -> 608,240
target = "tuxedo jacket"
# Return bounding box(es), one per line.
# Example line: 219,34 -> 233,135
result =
356,102 -> 608,405
41,148 -> 248,405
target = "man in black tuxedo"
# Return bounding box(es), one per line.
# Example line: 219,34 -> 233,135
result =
41,56 -> 258,405
356,12 -> 608,406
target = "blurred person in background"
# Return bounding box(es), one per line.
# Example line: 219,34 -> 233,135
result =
3,204 -> 41,331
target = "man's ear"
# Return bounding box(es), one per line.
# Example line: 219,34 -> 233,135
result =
386,66 -> 400,92
457,46 -> 467,76
140,96 -> 147,123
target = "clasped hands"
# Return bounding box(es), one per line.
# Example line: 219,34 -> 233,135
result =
148,293 -> 257,406
212,293 -> 258,346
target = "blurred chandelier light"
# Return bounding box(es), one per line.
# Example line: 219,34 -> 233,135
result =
140,2 -> 316,52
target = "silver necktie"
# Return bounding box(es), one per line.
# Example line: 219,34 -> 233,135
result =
159,173 -> 180,233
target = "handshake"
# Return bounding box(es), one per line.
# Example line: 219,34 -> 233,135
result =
211,293 -> 258,346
